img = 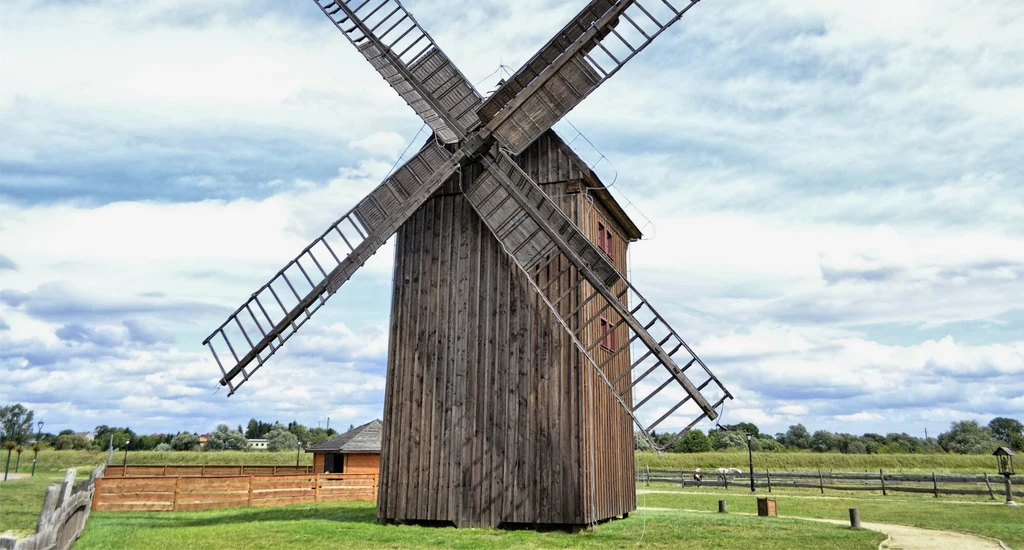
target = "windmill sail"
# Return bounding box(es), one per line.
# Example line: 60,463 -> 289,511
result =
204,142 -> 458,394
314,0 -> 483,143
482,0 -> 703,154
465,152 -> 729,450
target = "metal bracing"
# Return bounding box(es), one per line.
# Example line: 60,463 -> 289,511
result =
204,142 -> 458,395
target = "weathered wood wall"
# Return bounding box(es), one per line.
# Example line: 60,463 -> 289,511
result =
378,131 -> 637,528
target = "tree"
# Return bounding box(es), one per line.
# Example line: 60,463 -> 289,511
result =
938,421 -> 998,454
634,432 -> 654,452
810,430 -> 838,453
669,430 -> 711,453
154,443 -> 173,452
723,423 -> 760,437
783,424 -> 812,450
54,434 -> 91,450
709,430 -> 746,451
1,404 -> 35,444
205,425 -> 248,451
93,426 -> 137,450
265,424 -> 299,452
170,432 -> 200,451
309,428 -> 338,446
989,417 -> 1024,444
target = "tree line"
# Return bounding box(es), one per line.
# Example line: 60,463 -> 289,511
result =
1,404 -> 342,453
638,418 -> 1024,454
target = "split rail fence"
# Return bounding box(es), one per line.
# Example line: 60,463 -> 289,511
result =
93,471 -> 378,512
638,468 -> 1024,499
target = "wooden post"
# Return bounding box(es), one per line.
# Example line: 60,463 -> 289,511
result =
984,473 -> 995,500
932,472 -> 939,498
273,465 -> 278,476
89,479 -> 102,511
248,476 -> 255,506
314,473 -> 321,502
724,474 -> 729,490
879,469 -> 887,496
818,469 -> 824,494
766,469 -> 772,493
173,476 -> 181,511
163,465 -> 168,477
201,465 -> 206,477
645,465 -> 650,487
849,508 -> 861,529
718,500 -> 727,513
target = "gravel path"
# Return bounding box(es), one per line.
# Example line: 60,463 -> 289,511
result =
0,473 -> 29,482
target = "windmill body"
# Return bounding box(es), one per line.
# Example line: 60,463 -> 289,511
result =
381,132 -> 639,527
204,0 -> 732,530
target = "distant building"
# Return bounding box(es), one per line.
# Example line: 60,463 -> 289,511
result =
247,439 -> 269,451
198,433 -> 211,448
306,420 -> 381,474
75,432 -> 95,442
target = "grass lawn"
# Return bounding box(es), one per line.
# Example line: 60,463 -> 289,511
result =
635,451 -> 994,473
638,484 -> 1024,548
76,501 -> 884,549
0,472 -> 84,537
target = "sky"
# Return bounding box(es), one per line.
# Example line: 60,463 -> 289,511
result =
2,0 -> 1022,440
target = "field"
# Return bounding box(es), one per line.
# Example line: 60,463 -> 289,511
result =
75,500 -> 884,549
635,451 -> 995,473
638,482 -> 1024,548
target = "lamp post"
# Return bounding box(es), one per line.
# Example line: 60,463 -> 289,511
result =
32,421 -> 43,477
296,441 -> 304,467
746,433 -> 756,493
994,447 -> 1017,507
123,438 -> 131,468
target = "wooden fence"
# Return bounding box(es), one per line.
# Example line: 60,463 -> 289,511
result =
92,472 -> 378,512
0,464 -> 104,550
103,464 -> 313,477
638,468 -> 1024,499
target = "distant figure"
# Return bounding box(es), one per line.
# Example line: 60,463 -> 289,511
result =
693,468 -> 703,487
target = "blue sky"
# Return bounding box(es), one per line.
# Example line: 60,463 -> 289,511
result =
2,0 -> 1022,438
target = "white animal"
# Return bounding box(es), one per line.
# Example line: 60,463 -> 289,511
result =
716,467 -> 742,475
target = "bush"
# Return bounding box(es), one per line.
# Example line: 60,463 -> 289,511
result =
154,443 -> 172,452
205,425 -> 248,451
170,432 -> 200,451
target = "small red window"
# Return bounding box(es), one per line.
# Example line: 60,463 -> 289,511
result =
597,222 -> 614,259
599,317 -> 616,352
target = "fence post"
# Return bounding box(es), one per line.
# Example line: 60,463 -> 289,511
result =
90,478 -> 103,511
201,465 -> 206,477
818,469 -> 824,494
314,473 -> 321,502
645,465 -> 650,487
932,472 -> 939,498
248,476 -> 255,506
274,465 -> 278,476
724,474 -> 729,491
163,465 -> 168,477
173,476 -> 181,511
984,473 -> 995,500
718,500 -> 727,513
849,508 -> 861,529
680,470 -> 685,488
879,469 -> 886,496
766,469 -> 772,493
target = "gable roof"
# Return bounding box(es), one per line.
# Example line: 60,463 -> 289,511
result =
306,419 -> 382,454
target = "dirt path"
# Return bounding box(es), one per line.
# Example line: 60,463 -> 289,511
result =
0,473 -> 29,482
637,507 -> 1007,550
636,489 -> 1000,506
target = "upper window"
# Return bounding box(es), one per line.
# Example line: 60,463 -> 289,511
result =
597,221 -> 614,259
599,317 -> 617,352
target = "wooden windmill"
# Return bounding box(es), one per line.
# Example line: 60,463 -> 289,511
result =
205,0 -> 732,529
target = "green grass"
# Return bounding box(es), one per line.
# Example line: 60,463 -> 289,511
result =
0,472 -> 87,537
29,451 -> 313,472
636,451 -> 995,473
76,500 -> 884,549
637,484 -> 1024,548
30,450 -> 991,474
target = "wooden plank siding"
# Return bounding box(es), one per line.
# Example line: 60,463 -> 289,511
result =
378,131 -> 638,528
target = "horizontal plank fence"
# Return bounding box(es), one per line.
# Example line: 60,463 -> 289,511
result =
103,465 -> 313,477
638,468 -> 1024,499
92,473 -> 378,512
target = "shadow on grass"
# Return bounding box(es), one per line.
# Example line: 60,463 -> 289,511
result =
93,501 -> 378,530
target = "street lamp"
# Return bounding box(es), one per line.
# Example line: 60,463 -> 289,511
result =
32,421 -> 43,477
746,433 -> 756,493
296,441 -> 305,467
123,439 -> 131,468
994,447 -> 1017,507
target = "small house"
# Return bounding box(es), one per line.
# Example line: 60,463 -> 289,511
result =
247,438 -> 269,451
306,419 -> 382,474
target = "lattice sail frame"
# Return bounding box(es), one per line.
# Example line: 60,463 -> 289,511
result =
204,0 -> 731,452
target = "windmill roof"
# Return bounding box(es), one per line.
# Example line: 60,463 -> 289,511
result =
306,419 -> 382,454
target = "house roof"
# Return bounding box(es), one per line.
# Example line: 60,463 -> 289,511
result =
306,419 -> 382,454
